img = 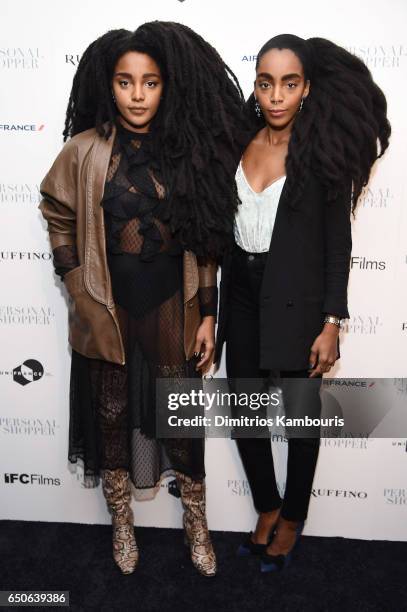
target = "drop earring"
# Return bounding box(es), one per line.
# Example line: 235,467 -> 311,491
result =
299,97 -> 304,112
254,99 -> 262,118
111,90 -> 116,104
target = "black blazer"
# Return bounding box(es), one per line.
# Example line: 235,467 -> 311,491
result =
214,171 -> 352,371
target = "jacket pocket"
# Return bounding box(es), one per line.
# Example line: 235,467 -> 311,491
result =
63,264 -> 124,363
63,264 -> 85,297
63,265 -> 93,346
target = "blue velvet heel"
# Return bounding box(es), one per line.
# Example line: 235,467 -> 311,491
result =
237,525 -> 276,557
260,521 -> 304,572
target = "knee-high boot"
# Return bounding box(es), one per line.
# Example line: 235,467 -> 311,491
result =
101,468 -> 139,574
175,472 -> 217,577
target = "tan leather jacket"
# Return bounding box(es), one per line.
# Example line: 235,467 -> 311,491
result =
39,124 -> 217,365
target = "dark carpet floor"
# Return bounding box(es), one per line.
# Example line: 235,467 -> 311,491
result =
1,520 -> 406,611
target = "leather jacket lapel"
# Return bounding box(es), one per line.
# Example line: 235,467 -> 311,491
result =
84,124 -> 116,305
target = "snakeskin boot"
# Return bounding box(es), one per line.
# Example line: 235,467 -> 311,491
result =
101,468 -> 139,574
176,472 -> 217,577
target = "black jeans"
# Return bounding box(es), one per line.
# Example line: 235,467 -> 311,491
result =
225,243 -> 321,521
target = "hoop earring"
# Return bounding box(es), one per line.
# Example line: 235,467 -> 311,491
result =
299,98 -> 304,112
254,99 -> 262,118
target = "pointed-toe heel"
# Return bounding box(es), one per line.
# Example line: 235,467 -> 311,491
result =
260,551 -> 293,573
237,530 -> 274,557
260,521 -> 304,573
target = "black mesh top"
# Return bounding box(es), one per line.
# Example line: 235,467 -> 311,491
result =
52,120 -> 217,319
101,122 -> 181,262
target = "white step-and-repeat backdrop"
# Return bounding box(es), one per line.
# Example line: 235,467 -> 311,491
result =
1,0 -> 406,540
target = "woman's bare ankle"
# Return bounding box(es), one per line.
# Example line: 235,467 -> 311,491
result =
266,517 -> 303,555
251,508 -> 281,544
277,517 -> 302,532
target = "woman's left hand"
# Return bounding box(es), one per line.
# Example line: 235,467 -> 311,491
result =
308,323 -> 340,378
194,316 -> 216,374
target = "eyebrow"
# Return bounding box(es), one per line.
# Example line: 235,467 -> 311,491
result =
114,71 -> 161,78
257,72 -> 302,81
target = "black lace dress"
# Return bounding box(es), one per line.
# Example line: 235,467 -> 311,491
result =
52,122 -> 217,497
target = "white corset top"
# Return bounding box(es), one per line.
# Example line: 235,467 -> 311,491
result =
234,161 -> 286,253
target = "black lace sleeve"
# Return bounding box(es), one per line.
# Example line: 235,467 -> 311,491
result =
198,286 -> 218,319
196,256 -> 218,320
52,245 -> 79,280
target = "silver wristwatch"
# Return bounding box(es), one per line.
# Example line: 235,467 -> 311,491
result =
323,314 -> 342,327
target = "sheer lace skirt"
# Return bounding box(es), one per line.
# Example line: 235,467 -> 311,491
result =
68,279 -> 204,497
63,124 -> 210,495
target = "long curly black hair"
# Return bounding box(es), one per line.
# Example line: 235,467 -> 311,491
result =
247,34 -> 391,212
63,23 -> 245,259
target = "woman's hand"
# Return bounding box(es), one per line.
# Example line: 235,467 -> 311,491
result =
308,323 -> 340,378
194,316 -> 216,374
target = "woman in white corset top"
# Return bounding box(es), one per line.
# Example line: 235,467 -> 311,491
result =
214,33 -> 390,573
234,161 -> 285,254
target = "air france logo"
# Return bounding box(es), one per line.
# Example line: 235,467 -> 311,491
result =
0,124 -> 45,132
13,359 -> 44,386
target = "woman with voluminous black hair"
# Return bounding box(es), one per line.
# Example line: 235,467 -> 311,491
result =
40,22 -> 244,577
214,33 -> 390,572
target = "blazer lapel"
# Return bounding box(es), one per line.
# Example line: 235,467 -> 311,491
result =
267,176 -> 289,255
